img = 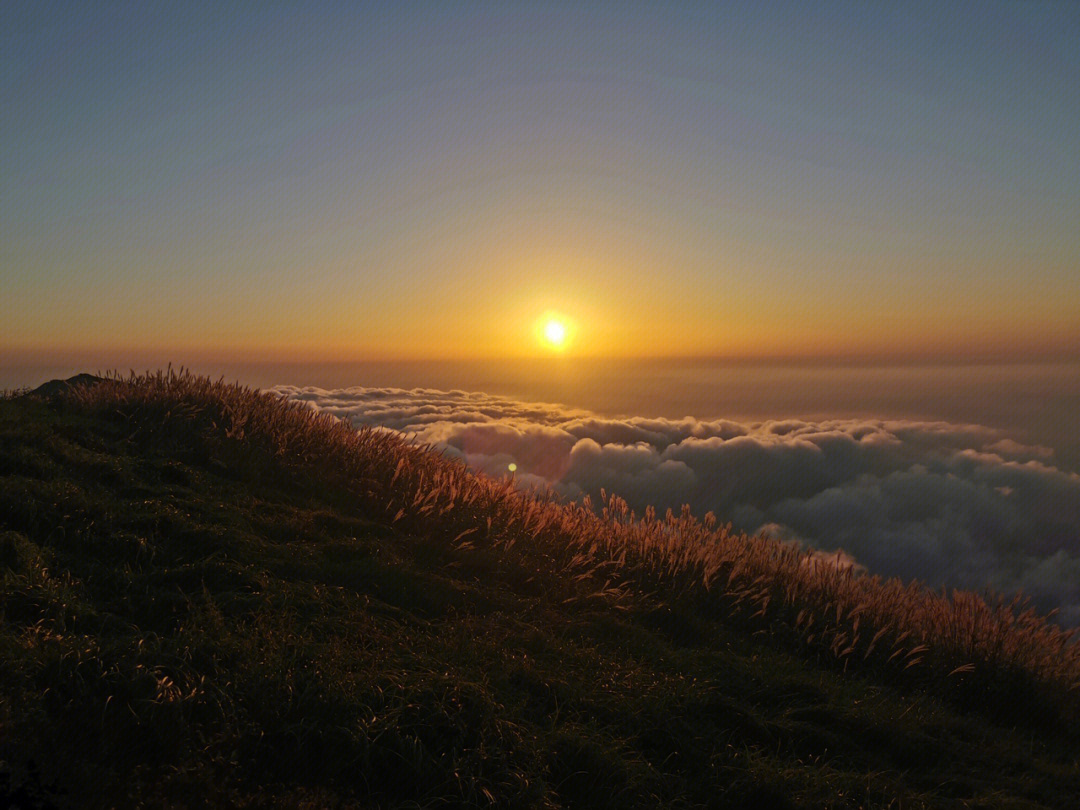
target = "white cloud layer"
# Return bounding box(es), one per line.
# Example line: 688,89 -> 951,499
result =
274,385 -> 1080,624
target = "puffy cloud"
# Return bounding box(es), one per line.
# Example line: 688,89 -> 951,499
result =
272,384 -> 1080,623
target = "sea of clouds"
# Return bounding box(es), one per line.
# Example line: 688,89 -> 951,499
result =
273,385 -> 1080,624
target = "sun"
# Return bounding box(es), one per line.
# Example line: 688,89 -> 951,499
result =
534,311 -> 574,352
544,319 -> 567,347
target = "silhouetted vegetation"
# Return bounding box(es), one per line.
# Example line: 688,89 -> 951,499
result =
2,370 -> 1078,807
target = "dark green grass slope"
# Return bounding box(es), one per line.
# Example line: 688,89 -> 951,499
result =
1,381 -> 1078,808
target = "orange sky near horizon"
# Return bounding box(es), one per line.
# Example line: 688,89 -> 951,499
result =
4,244 -> 1078,364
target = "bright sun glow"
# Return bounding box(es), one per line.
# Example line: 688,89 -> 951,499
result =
544,319 -> 567,346
534,311 -> 575,352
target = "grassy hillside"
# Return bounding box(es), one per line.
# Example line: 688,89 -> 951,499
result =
1,371 -> 1078,808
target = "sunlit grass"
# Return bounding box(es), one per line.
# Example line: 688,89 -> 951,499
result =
5,368 -> 1079,806
67,369 -> 1080,724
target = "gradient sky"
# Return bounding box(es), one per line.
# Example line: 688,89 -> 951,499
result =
3,1 -> 1079,362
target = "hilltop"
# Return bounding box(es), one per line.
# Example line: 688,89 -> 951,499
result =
1,372 -> 1078,809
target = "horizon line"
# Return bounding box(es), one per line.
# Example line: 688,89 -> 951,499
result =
3,348 -> 1080,370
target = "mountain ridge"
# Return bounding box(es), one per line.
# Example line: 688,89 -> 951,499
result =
1,371 -> 1078,808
